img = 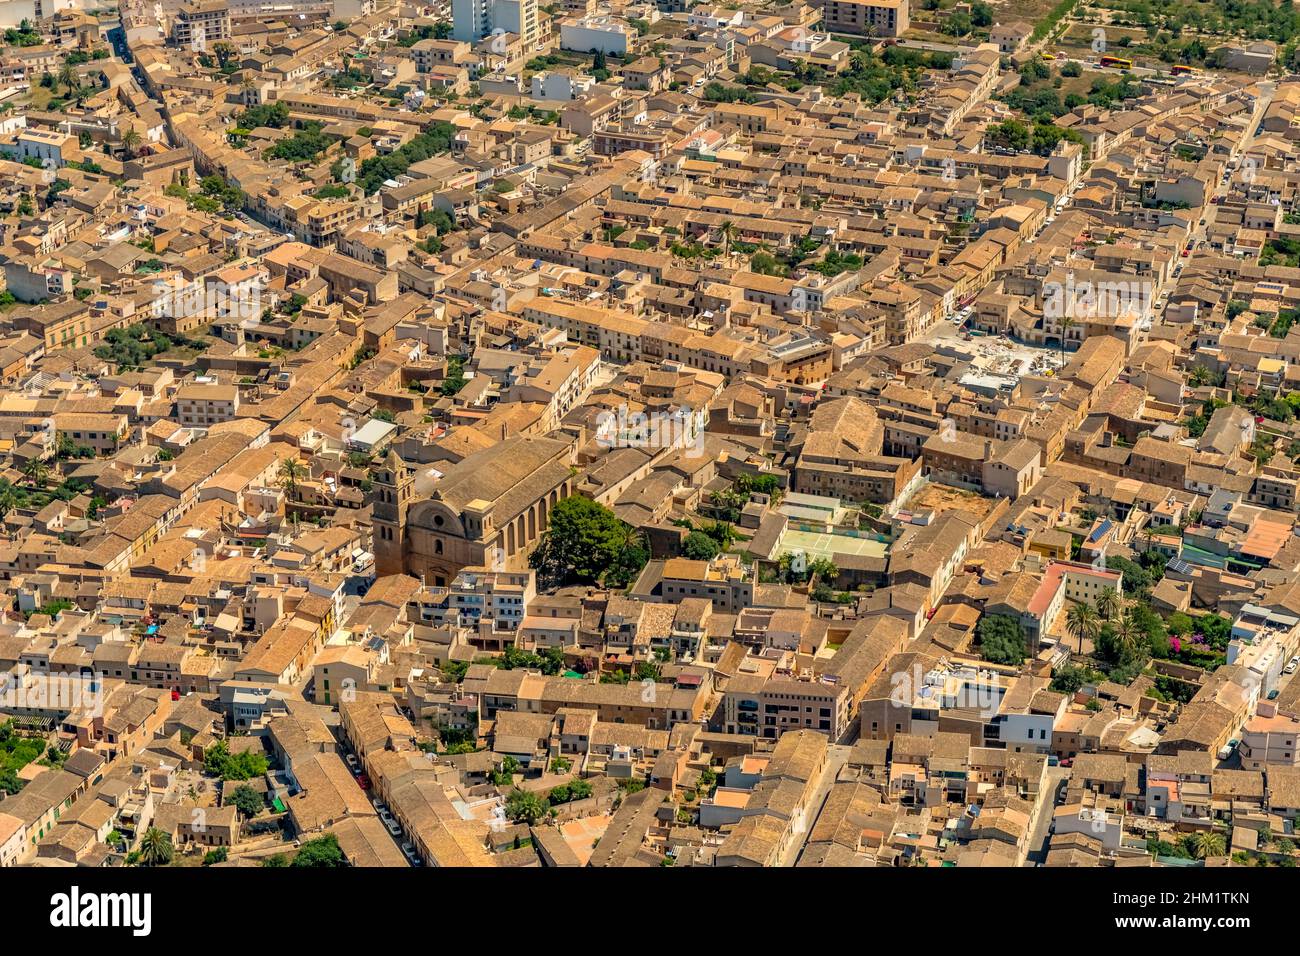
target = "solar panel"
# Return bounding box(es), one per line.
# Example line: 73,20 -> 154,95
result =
1087,518 -> 1112,543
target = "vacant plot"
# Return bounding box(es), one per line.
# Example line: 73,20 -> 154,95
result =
1058,20 -> 1156,56
994,0 -> 1070,23
904,481 -> 1001,524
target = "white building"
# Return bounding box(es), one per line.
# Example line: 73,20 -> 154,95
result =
453,0 -> 538,47
560,15 -> 632,56
530,70 -> 594,101
16,129 -> 73,168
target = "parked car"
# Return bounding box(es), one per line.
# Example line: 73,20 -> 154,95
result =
385,819 -> 402,837
345,753 -> 359,771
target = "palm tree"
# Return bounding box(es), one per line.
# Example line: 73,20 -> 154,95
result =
121,129 -> 142,158
22,456 -> 48,489
0,481 -> 15,520
1060,316 -> 1075,370
1066,601 -> 1100,655
279,457 -> 305,502
1115,607 -> 1142,661
1095,586 -> 1121,622
56,63 -> 78,97
1188,830 -> 1226,860
719,220 -> 737,257
138,827 -> 174,866
213,41 -> 234,68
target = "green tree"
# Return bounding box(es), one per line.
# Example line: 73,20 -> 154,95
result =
1066,601 -> 1101,655
292,833 -> 345,867
719,219 -> 737,256
1050,664 -> 1103,695
1187,831 -> 1226,860
530,496 -> 646,587
204,740 -> 269,780
683,530 -> 721,561
56,62 -> 78,96
809,558 -> 838,583
279,457 -> 305,502
0,767 -> 23,795
203,846 -> 228,865
1095,586 -> 1121,622
490,755 -> 521,786
986,119 -> 1031,152
505,787 -> 548,825
978,614 -> 1026,665
22,456 -> 49,488
943,11 -> 972,36
138,827 -> 174,866
1115,607 -> 1144,661
1020,58 -> 1050,83
440,356 -> 468,396
634,661 -> 661,683
1106,555 -> 1151,596
229,783 -> 263,819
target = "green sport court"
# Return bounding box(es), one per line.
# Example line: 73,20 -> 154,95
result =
780,528 -> 888,562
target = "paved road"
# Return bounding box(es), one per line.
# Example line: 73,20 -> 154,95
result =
782,741 -> 855,866
1023,765 -> 1072,865
1192,80 -> 1275,249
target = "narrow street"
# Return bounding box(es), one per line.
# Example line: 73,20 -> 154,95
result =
783,735 -> 858,867
1023,766 -> 1073,866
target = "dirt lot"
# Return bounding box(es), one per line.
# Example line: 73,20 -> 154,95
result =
903,481 -> 1001,524
992,0 -> 1069,23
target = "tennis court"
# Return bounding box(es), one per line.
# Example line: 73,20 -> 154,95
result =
780,528 -> 888,562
